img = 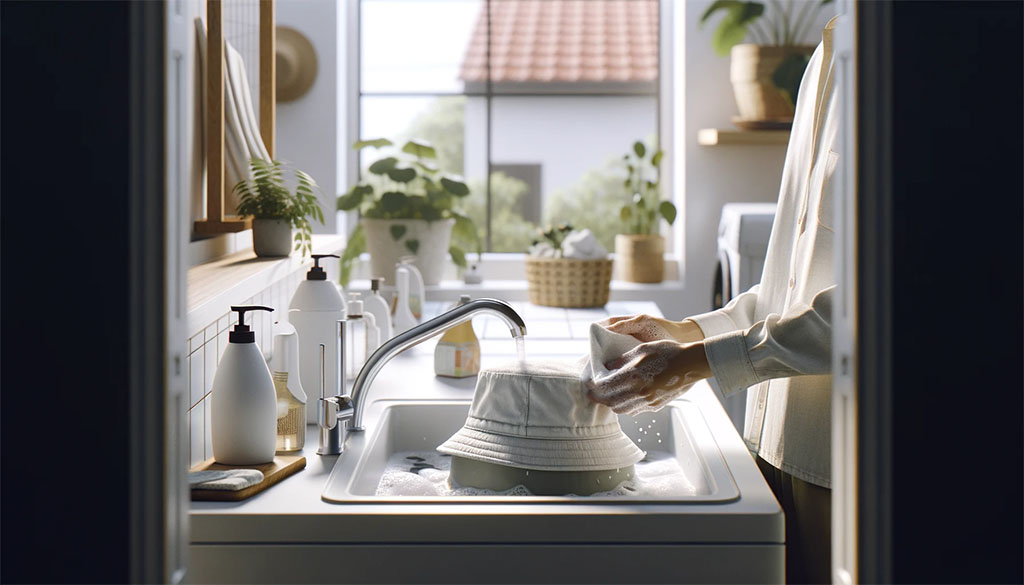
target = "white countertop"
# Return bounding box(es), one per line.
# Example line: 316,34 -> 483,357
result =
190,302 -> 782,546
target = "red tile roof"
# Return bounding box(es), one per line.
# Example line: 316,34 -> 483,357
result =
460,0 -> 659,84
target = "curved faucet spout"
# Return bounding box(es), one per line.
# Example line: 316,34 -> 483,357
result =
347,298 -> 526,431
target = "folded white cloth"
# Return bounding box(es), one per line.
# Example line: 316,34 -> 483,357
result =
580,321 -> 643,386
438,359 -> 645,471
527,241 -> 558,258
562,229 -> 608,259
189,469 -> 264,491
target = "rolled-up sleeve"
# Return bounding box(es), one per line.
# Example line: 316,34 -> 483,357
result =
687,284 -> 761,338
698,286 -> 835,395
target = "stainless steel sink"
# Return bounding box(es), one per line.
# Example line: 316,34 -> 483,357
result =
322,399 -> 739,503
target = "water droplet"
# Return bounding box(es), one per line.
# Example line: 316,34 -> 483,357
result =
637,438 -> 642,443
657,439 -> 662,444
652,419 -> 656,423
656,432 -> 660,436
525,470 -> 529,476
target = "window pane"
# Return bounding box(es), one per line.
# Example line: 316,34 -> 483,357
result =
489,95 -> 657,252
361,0 -> 482,94
360,96 -> 487,254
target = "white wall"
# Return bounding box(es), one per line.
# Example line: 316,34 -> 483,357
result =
661,0 -> 835,320
276,0 -> 343,234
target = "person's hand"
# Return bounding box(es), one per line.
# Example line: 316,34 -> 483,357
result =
585,340 -> 712,415
602,314 -> 705,344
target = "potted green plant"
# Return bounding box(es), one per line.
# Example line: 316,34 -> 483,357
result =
701,0 -> 833,125
615,141 -> 676,283
234,158 -> 324,257
337,138 -> 478,286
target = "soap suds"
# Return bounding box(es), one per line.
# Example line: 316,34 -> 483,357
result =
374,450 -> 697,498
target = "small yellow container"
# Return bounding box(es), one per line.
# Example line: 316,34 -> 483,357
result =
434,295 -> 481,378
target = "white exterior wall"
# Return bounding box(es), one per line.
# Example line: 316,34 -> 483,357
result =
485,96 -> 657,206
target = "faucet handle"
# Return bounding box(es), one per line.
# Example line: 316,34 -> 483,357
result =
319,395 -> 354,430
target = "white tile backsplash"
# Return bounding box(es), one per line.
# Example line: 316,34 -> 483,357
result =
189,350 -> 204,408
190,399 -> 206,467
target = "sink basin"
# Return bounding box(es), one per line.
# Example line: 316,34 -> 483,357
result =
322,399 -> 740,503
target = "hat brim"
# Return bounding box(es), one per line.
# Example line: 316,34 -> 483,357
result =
437,425 -> 645,472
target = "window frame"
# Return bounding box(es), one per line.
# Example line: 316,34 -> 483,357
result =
345,0 -> 679,270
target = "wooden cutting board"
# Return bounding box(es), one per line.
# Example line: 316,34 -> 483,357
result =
190,455 -> 306,501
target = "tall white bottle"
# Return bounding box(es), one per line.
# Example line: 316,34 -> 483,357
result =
398,256 -> 426,319
364,277 -> 393,341
392,266 -> 418,335
288,254 -> 346,424
211,305 -> 278,465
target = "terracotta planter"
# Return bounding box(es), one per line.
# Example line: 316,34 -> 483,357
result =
615,234 -> 664,283
730,44 -> 815,122
362,218 -> 454,285
252,218 -> 293,257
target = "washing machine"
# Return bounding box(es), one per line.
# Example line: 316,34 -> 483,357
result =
712,203 -> 776,432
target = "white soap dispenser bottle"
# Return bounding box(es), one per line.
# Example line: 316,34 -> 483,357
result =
392,265 -> 418,335
211,305 -> 278,465
288,253 -> 347,424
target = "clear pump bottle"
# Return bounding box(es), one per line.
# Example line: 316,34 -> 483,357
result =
271,322 -> 306,452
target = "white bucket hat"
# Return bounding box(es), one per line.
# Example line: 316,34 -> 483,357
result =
437,359 -> 645,472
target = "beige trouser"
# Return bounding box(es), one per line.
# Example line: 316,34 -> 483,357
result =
756,456 -> 832,584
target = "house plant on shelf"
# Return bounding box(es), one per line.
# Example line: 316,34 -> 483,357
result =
526,223 -> 613,308
616,140 -> 676,283
234,158 -> 324,257
337,138 -> 478,286
701,0 -> 833,126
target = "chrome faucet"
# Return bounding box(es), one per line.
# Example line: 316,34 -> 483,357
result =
315,298 -> 527,455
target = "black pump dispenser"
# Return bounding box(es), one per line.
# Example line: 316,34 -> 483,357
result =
306,254 -> 340,280
229,305 -> 274,343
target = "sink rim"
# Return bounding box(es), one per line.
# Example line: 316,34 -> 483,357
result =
322,398 -> 740,504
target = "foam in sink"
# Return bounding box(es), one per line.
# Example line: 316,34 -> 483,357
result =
375,450 -> 698,498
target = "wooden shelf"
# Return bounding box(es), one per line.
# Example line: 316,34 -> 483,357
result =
698,128 -> 790,146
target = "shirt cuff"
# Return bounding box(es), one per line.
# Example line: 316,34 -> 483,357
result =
702,329 -> 761,395
687,310 -> 739,339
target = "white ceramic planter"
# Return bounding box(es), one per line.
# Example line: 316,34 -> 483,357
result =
362,218 -> 454,285
252,218 -> 293,257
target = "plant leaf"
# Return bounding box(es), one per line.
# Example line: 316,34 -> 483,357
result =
701,0 -> 742,24
368,157 -> 398,175
389,224 -> 407,241
404,239 -> 420,254
711,2 -> 764,56
353,138 -> 393,150
337,184 -> 369,210
385,166 -> 417,183
380,191 -> 409,213
440,176 -> 470,196
633,141 -> 646,158
620,205 -> 633,222
413,159 -> 439,173
771,53 -> 811,108
401,140 -> 437,159
651,150 -> 663,168
339,222 -> 366,287
448,245 -> 467,268
659,200 -> 677,225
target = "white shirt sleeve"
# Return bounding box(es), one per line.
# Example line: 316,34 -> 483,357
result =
690,286 -> 835,395
686,284 -> 762,337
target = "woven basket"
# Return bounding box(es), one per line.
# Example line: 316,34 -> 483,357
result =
525,257 -> 613,308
